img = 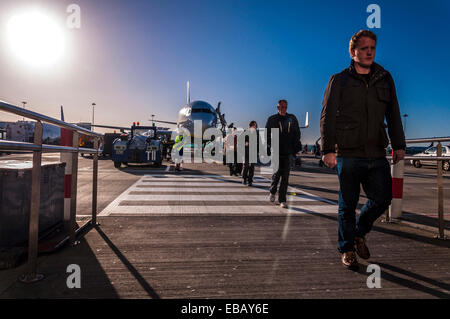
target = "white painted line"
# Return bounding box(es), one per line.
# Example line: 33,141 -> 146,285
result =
259,166 -> 273,175
140,178 -> 269,182
99,174 -> 338,217
104,204 -> 338,216
114,194 -> 318,201
141,174 -> 231,178
259,175 -> 338,205
138,183 -> 270,187
98,175 -> 147,216
142,176 -> 266,180
132,187 -> 269,192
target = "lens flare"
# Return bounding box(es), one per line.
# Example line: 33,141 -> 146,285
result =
6,10 -> 65,68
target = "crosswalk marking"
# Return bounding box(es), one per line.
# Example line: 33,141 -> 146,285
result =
98,174 -> 338,217
115,195 -> 320,202
259,166 -> 273,175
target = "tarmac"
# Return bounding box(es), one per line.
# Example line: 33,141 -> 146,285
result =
0,154 -> 449,298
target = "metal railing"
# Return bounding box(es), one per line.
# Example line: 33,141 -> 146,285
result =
0,101 -> 102,282
387,137 -> 449,239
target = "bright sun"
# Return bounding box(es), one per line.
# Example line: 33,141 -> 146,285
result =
6,10 -> 65,69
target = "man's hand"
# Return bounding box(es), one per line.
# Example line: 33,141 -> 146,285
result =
322,152 -> 337,168
393,149 -> 405,164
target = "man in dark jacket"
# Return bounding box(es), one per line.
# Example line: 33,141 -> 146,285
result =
266,99 -> 301,208
320,30 -> 406,269
242,120 -> 259,186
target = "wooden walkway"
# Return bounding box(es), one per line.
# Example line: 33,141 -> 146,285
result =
0,172 -> 449,299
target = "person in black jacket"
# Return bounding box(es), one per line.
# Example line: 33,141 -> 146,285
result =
266,99 -> 301,209
242,120 -> 259,186
320,30 -> 406,269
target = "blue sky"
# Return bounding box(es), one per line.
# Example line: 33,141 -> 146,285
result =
0,0 -> 449,144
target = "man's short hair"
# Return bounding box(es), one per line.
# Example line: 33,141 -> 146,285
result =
349,30 -> 377,51
249,120 -> 257,127
278,99 -> 288,106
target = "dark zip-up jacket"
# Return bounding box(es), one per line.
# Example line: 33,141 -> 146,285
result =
265,113 -> 301,156
320,61 -> 406,158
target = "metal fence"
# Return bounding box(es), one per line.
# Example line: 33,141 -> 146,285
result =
387,137 -> 449,239
312,137 -> 449,238
0,101 -> 102,282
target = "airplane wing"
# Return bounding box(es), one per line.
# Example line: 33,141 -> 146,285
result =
91,124 -> 131,131
151,119 -> 177,125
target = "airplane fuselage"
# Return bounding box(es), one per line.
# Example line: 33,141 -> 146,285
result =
177,100 -> 218,138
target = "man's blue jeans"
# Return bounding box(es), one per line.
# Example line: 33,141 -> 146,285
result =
336,157 -> 392,253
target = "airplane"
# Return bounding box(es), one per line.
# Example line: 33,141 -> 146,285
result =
86,81 -> 309,152
87,82 -> 225,144
151,81 -> 227,140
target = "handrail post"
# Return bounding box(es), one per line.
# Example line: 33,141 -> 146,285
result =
92,137 -> 99,226
69,132 -> 80,246
389,156 -> 404,220
436,142 -> 446,239
60,128 -> 73,222
19,121 -> 44,283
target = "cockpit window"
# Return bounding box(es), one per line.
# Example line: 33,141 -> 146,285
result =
191,108 -> 215,115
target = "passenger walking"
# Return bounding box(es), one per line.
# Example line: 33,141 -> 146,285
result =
320,30 -> 405,269
242,121 -> 259,186
315,138 -> 321,157
265,99 -> 301,209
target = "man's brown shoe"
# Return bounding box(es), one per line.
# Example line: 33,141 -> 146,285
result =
341,251 -> 358,269
355,236 -> 370,259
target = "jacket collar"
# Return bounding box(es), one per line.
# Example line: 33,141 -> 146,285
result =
348,60 -> 387,85
276,112 -> 290,118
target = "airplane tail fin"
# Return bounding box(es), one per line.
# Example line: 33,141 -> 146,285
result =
300,112 -> 309,129
187,81 -> 190,104
216,101 -> 221,114
60,105 -> 65,122
216,101 -> 227,135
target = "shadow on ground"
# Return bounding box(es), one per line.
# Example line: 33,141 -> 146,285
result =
0,227 -> 118,298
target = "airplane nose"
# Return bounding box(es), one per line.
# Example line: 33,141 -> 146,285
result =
191,114 -> 215,132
